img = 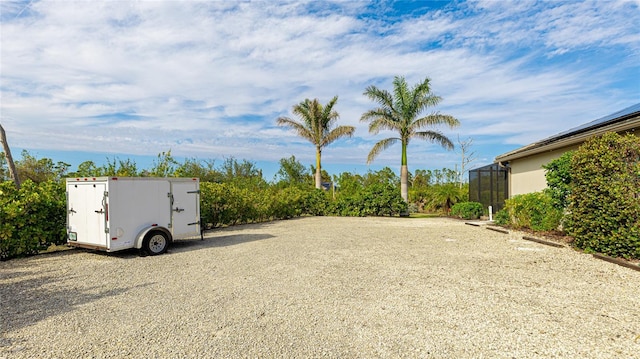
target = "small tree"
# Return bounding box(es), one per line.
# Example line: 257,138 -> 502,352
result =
275,155 -> 311,188
457,135 -> 477,188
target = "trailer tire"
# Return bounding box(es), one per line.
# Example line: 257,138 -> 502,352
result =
143,231 -> 169,255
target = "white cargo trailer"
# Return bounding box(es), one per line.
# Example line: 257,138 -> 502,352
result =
66,177 -> 201,255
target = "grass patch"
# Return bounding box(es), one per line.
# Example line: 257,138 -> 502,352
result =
408,213 -> 441,218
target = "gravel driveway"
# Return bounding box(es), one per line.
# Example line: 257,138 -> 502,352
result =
1,217 -> 639,358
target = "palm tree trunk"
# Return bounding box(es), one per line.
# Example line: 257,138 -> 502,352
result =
315,147 -> 322,189
400,141 -> 409,216
0,123 -> 20,189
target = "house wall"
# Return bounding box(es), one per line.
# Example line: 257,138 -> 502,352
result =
508,145 -> 580,196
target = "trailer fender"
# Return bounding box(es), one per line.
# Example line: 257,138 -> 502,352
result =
135,226 -> 173,249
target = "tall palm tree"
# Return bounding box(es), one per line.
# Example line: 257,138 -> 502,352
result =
277,96 -> 355,189
361,76 -> 459,207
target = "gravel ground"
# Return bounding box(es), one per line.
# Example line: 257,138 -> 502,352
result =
1,216 -> 639,358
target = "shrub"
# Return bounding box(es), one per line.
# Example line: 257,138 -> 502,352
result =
328,183 -> 407,217
543,151 -> 574,210
500,192 -> 563,231
0,180 -> 66,260
567,133 -> 640,259
494,208 -> 510,225
450,201 -> 484,219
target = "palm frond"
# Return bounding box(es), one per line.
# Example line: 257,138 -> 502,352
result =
392,76 -> 411,120
276,117 -> 315,143
413,130 -> 455,150
367,137 -> 399,164
363,85 -> 394,110
322,125 -> 355,146
412,114 -> 460,131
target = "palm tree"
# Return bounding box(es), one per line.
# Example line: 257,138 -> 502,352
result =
360,76 -> 459,208
277,96 -> 355,189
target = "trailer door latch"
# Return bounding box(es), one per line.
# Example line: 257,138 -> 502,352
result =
173,207 -> 184,213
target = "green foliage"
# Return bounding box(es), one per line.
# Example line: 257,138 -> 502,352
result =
0,150 -> 461,260
500,192 -> 563,231
200,182 -> 331,227
15,150 -> 69,183
148,150 -> 178,177
277,96 -> 355,189
335,172 -> 364,198
363,167 -> 399,187
494,208 -> 510,226
275,156 -> 312,188
543,151 -> 574,209
0,180 -> 66,260
218,157 -> 267,190
99,157 -> 139,176
424,183 -> 466,213
567,133 -> 640,259
174,158 -> 221,182
450,201 -> 484,219
329,183 -> 407,217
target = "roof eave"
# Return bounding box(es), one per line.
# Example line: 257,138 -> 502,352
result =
495,116 -> 640,163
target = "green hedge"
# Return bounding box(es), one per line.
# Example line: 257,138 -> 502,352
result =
567,133 -> 640,259
0,180 -> 66,260
1,177 -> 406,260
450,201 -> 484,219
330,183 -> 407,217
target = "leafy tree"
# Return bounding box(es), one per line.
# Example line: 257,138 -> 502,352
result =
275,155 -> 312,188
277,96 -> 355,189
360,76 -> 459,208
68,160 -> 101,177
174,158 -> 221,182
15,150 -> 69,183
363,167 -> 399,187
412,169 -> 432,188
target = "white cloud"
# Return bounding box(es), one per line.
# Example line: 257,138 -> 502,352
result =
1,0 -> 638,172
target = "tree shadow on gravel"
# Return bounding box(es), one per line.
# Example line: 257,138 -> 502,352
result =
0,272 -> 152,348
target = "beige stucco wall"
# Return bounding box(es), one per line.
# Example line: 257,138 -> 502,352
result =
505,121 -> 638,197
508,145 -> 580,196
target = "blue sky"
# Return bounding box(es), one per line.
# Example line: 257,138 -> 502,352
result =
1,0 -> 639,180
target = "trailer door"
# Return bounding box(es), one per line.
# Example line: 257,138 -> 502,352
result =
67,182 -> 108,248
170,181 -> 200,238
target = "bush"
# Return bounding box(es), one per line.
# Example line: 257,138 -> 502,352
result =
494,208 -> 510,225
450,202 -> 484,219
328,183 -> 407,217
567,133 -> 640,259
543,151 -> 574,210
0,180 -> 66,260
500,192 -> 563,231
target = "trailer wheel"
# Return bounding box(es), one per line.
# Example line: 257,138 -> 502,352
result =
143,231 -> 169,255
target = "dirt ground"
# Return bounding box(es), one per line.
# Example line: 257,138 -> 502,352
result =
1,216 -> 639,358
